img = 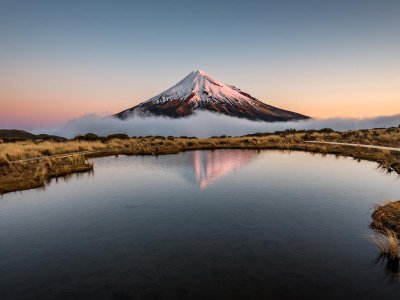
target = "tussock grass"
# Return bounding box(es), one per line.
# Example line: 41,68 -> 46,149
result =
0,140 -> 108,161
298,128 -> 400,147
0,154 -> 10,167
1,129 -> 400,194
371,200 -> 400,261
371,200 -> 400,235
0,154 -> 94,194
34,163 -> 47,182
371,230 -> 400,260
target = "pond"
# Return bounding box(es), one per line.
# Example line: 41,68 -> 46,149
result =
1,150 -> 400,299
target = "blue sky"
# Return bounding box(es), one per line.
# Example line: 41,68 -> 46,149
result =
1,0 -> 399,127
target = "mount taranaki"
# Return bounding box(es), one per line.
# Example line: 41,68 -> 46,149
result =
116,70 -> 309,122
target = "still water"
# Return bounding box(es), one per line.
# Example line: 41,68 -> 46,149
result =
1,150 -> 400,299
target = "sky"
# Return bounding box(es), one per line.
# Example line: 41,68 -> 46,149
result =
0,0 -> 399,129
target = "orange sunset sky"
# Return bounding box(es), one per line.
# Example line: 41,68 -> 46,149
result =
0,1 -> 399,128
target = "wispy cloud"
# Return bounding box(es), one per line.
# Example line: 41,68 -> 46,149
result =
36,112 -> 400,138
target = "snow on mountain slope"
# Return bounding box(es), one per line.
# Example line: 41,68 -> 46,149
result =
116,70 -> 309,122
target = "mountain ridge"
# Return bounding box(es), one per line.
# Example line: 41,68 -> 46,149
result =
116,70 -> 310,122
0,129 -> 66,141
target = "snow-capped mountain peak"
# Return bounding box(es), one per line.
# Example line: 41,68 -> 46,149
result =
143,70 -> 244,106
116,70 -> 309,122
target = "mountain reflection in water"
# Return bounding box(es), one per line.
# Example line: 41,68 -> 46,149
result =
3,150 -> 400,299
191,150 -> 257,189
46,150 -> 259,190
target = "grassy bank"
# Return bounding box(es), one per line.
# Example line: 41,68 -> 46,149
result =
371,201 -> 400,236
0,155 -> 93,194
247,127 -> 400,147
1,132 -> 400,194
3,130 -> 400,266
371,201 -> 400,260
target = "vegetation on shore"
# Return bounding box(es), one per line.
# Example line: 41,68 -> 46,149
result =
2,127 -> 400,262
371,201 -> 400,261
1,127 -> 400,195
371,201 -> 400,236
268,126 -> 400,148
371,230 -> 400,260
0,129 -> 66,142
0,155 -> 93,194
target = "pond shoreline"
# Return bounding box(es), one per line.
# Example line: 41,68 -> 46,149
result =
3,148 -> 400,298
1,136 -> 399,195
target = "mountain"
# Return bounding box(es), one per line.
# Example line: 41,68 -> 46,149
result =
116,70 -> 309,122
0,129 -> 66,141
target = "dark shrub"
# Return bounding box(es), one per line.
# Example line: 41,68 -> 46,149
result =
74,133 -> 100,141
107,134 -> 129,140
0,156 -> 10,167
42,149 -> 51,156
318,128 -> 334,133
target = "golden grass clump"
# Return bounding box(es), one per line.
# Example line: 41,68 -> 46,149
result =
264,135 -> 284,144
371,230 -> 400,260
371,200 -> 400,260
1,129 -> 400,193
371,200 -> 400,235
0,140 -> 110,161
0,153 -> 10,167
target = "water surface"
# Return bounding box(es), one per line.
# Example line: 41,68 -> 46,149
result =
1,150 -> 400,299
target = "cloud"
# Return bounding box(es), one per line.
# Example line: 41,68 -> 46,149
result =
35,112 -> 400,138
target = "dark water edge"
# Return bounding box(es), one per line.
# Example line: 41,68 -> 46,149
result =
1,150 -> 400,299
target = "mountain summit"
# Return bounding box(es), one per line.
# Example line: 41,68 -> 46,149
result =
116,70 -> 309,122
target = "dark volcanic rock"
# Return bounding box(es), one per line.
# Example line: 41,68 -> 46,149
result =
116,70 -> 309,122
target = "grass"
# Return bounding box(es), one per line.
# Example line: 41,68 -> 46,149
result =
371,200 -> 400,236
0,154 -> 93,194
0,153 -> 10,167
3,129 -> 400,261
371,200 -> 400,261
275,127 -> 400,147
2,127 -> 400,160
1,128 -> 400,194
371,230 -> 400,260
0,140 -> 108,161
